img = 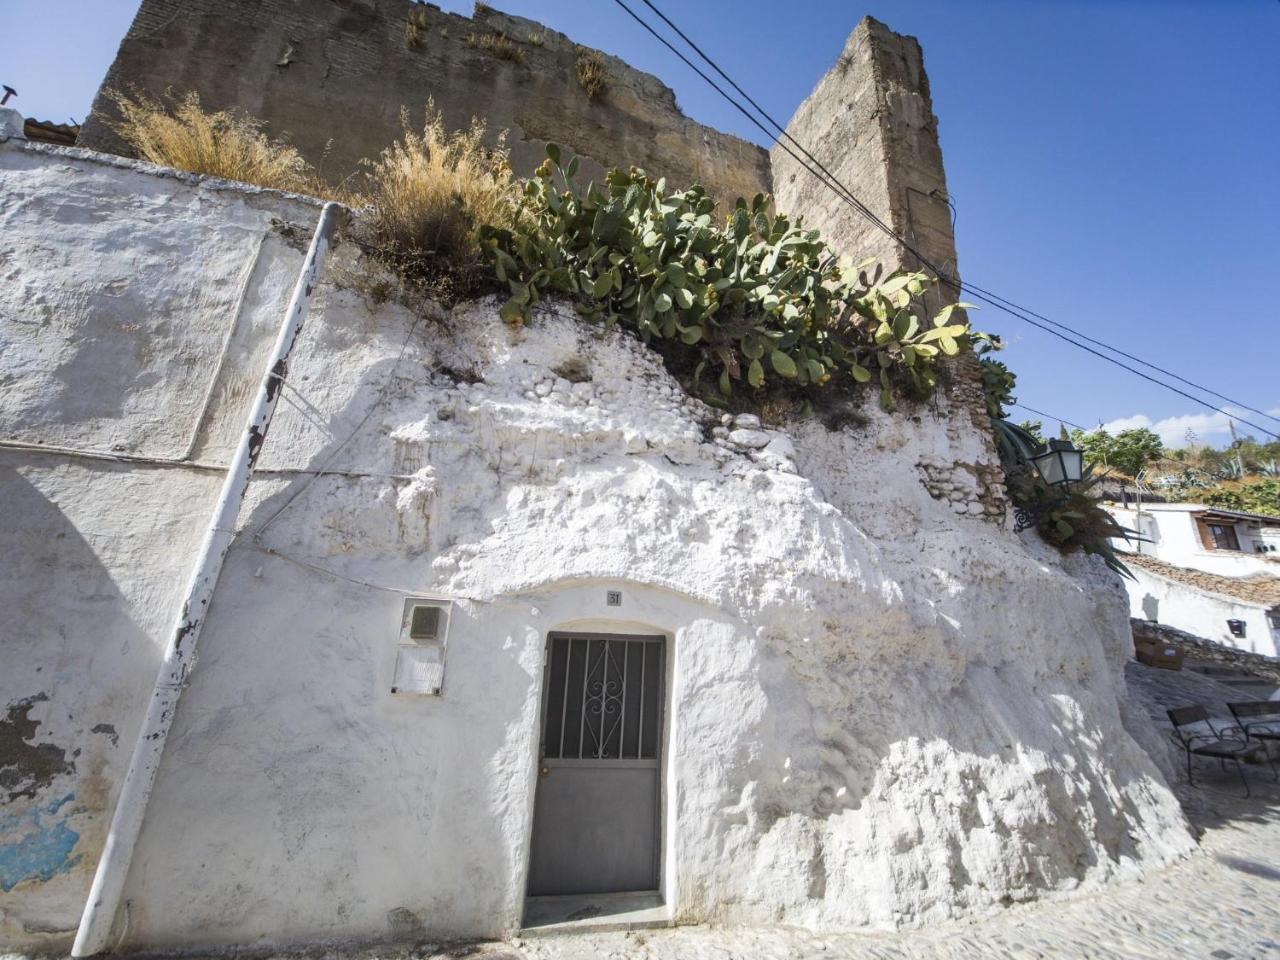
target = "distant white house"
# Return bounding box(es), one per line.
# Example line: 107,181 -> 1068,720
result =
1106,501 -> 1280,576
1103,501 -> 1280,657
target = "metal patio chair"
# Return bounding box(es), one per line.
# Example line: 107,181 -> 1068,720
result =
1228,701 -> 1280,757
1166,705 -> 1274,797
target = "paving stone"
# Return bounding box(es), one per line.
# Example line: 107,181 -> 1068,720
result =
514,770 -> 1280,960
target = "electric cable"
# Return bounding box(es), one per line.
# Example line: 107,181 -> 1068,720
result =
1009,402 -> 1088,433
958,282 -> 1280,427
614,0 -> 1280,440
638,0 -> 1279,429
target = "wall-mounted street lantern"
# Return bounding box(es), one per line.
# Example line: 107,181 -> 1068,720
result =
1013,437 -> 1086,532
1030,438 -> 1084,488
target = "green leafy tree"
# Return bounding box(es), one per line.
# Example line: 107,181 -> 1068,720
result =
1069,427 -> 1162,477
1111,428 -> 1165,476
1070,428 -> 1115,469
1017,419 -> 1046,445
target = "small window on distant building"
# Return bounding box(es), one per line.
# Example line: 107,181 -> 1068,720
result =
1207,523 -> 1240,551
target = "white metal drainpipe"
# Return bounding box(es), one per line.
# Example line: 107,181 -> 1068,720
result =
72,201 -> 344,957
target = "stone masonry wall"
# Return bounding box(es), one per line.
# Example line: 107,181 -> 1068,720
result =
1132,619 -> 1280,681
773,16 -> 1005,523
77,0 -> 771,206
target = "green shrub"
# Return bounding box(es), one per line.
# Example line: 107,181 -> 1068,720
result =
479,144 -> 972,409
1206,480 -> 1280,517
1006,464 -> 1137,577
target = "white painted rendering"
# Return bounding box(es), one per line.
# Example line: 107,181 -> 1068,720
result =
1105,502 -> 1280,656
1,143 -> 1195,954
0,142 -> 327,949
1126,568 -> 1278,659
1107,503 -> 1280,577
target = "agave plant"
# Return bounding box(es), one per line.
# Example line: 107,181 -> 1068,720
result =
1006,463 -> 1140,578
991,418 -> 1041,471
990,418 -> 1139,577
1215,459 -> 1244,481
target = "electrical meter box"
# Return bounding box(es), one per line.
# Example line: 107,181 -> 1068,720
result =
391,598 -> 452,696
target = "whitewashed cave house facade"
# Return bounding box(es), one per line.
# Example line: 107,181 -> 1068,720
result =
0,8 -> 1196,956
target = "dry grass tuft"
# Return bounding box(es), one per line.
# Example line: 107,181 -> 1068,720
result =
106,89 -> 316,194
108,89 -> 521,305
465,31 -> 526,64
405,8 -> 430,49
575,51 -> 607,99
348,101 -> 518,302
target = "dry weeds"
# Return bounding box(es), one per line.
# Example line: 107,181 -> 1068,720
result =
348,101 -> 518,301
465,31 -> 526,64
405,8 -> 430,49
108,89 -> 520,305
106,89 -> 316,194
575,51 -> 607,100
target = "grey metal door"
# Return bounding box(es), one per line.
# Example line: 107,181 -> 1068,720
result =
527,633 -> 665,897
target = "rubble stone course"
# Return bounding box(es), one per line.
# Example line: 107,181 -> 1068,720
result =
1133,618 -> 1280,682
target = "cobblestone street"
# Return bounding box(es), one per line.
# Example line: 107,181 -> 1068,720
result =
21,669 -> 1279,960
504,665 -> 1280,960
512,771 -> 1280,960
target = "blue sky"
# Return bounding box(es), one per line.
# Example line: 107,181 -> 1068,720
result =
6,0 -> 1278,448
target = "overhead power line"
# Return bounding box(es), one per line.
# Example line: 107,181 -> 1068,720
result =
613,0 -> 1280,442
1010,403 -> 1089,433
1011,403 -> 1264,488
955,282 -> 1280,428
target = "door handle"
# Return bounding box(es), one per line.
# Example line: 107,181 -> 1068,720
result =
539,765 -> 550,778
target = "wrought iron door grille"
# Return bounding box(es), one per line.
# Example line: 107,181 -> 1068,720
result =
541,635 -> 663,760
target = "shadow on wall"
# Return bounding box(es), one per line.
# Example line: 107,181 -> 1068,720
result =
1141,594 -> 1159,622
111,344 -> 531,946
0,465 -> 154,940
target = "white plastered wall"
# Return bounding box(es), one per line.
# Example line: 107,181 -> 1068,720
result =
1108,505 -> 1279,577
2,144 -> 1197,953
0,141 -> 321,950
1127,568 -> 1277,659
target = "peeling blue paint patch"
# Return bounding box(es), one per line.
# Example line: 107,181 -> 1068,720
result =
0,792 -> 82,892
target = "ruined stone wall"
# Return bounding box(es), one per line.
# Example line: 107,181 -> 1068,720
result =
773,17 -> 957,297
774,16 -> 1004,522
77,0 -> 771,206
79,6 -> 998,525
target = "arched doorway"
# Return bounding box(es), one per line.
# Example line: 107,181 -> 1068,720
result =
526,631 -> 666,898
